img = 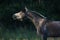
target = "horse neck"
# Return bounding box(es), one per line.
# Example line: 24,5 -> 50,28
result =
26,12 -> 34,20
39,18 -> 46,27
26,12 -> 46,27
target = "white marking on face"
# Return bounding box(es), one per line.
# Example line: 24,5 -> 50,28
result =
14,11 -> 25,20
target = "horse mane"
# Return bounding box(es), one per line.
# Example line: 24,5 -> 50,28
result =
30,10 -> 46,19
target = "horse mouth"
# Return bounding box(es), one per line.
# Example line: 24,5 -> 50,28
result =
12,16 -> 23,21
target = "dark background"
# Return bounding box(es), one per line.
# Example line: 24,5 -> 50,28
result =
0,0 -> 60,39
0,0 -> 60,27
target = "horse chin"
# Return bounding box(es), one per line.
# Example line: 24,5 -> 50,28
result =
14,18 -> 23,21
20,19 -> 23,21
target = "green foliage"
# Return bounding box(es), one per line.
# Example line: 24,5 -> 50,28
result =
0,0 -> 60,39
0,26 -> 40,40
0,0 -> 59,30
0,0 -> 60,28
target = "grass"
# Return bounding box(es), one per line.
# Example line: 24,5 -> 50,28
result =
0,25 -> 60,40
0,26 -> 41,40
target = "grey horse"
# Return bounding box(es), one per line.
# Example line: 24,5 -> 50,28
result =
12,7 -> 60,40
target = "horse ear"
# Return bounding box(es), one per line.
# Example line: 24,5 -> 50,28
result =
25,6 -> 28,12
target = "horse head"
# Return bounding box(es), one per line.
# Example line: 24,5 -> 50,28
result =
12,6 -> 28,21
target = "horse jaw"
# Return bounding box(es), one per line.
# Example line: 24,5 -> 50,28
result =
20,19 -> 23,21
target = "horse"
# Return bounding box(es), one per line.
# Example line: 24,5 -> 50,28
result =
12,7 -> 60,40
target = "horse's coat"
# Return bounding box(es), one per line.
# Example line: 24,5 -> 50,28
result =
12,7 -> 60,40
46,21 -> 60,37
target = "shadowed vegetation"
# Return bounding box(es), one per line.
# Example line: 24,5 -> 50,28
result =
0,0 -> 60,40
